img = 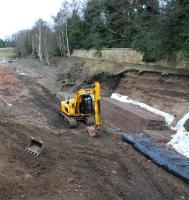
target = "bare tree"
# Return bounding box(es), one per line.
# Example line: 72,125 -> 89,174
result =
53,0 -> 84,58
35,19 -> 44,62
53,13 -> 67,56
65,21 -> 70,59
13,30 -> 32,57
53,2 -> 71,58
30,19 -> 55,65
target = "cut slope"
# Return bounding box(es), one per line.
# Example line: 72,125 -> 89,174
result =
101,97 -> 168,133
116,71 -> 189,121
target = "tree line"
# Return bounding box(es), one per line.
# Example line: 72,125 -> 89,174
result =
5,0 -> 189,63
0,39 -> 14,48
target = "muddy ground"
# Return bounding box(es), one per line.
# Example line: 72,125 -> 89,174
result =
0,60 -> 188,200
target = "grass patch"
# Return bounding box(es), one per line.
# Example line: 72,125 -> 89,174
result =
0,48 -> 16,59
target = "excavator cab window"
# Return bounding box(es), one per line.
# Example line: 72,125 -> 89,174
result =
79,95 -> 94,114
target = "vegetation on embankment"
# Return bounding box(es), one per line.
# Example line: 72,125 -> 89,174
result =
54,57 -> 189,92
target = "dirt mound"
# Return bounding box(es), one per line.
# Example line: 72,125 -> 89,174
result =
0,66 -> 18,85
0,66 -> 29,104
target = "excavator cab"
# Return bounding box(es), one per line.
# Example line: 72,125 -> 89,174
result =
79,94 -> 94,115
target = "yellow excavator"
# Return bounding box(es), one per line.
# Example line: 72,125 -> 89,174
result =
59,82 -> 102,136
25,82 -> 101,157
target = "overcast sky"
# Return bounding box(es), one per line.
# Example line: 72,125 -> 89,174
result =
0,0 -> 63,39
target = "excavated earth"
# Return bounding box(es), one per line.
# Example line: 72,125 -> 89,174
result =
0,61 -> 188,200
116,70 -> 189,121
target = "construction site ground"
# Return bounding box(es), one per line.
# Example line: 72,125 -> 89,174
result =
0,58 -> 189,200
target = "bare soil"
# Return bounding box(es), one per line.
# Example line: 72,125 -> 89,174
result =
101,97 -> 168,133
0,62 -> 188,200
116,71 -> 189,122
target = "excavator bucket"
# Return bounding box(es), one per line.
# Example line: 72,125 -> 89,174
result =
87,126 -> 100,137
26,137 -> 44,156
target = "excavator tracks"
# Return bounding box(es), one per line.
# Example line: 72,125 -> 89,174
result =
84,116 -> 95,126
58,111 -> 78,128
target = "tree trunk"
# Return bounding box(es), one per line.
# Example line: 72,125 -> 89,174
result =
31,35 -> 35,56
57,33 -> 63,56
65,22 -> 71,59
44,34 -> 50,65
38,22 -> 43,62
61,29 -> 66,56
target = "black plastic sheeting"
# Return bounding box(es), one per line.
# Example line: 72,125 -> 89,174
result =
122,134 -> 189,183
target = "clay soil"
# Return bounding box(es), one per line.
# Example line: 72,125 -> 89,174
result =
0,63 -> 188,200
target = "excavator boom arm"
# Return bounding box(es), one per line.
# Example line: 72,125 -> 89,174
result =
94,82 -> 101,128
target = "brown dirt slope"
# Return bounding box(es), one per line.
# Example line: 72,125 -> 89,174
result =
101,97 -> 167,133
116,71 -> 189,122
0,63 -> 188,200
